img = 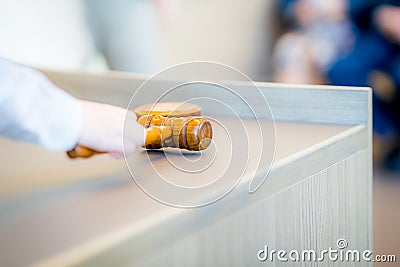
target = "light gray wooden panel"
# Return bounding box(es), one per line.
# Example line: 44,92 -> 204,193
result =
43,70 -> 371,125
120,149 -> 372,267
259,83 -> 370,125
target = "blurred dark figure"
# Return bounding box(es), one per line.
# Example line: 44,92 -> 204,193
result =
327,0 -> 400,170
273,0 -> 353,84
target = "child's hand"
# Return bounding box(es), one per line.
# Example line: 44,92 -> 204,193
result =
77,100 -> 145,158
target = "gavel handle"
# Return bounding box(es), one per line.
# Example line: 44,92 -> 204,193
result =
67,146 -> 104,158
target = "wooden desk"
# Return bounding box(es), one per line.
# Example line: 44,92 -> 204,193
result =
0,71 -> 372,266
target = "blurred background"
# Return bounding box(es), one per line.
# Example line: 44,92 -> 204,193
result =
0,0 -> 399,265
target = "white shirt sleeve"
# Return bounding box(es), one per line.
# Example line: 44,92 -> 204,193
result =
0,58 -> 83,151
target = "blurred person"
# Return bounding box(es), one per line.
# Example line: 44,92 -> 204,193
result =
273,0 -> 354,84
327,0 -> 400,170
0,58 -> 145,158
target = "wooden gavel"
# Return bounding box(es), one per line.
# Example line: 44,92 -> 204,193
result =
67,103 -> 213,159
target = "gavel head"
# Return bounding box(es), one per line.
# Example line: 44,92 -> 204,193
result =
138,114 -> 213,151
135,102 -> 213,151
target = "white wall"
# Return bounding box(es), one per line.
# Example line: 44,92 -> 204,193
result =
158,0 -> 276,81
